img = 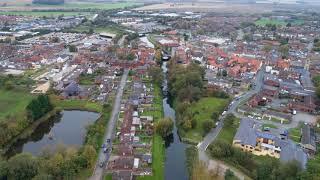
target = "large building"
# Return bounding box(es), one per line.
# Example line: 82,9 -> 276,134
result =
233,119 -> 308,169
32,0 -> 64,5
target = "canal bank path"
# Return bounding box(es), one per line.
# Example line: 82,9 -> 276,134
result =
90,69 -> 129,180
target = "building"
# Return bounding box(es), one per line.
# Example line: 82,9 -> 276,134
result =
233,119 -> 308,169
301,124 -> 317,155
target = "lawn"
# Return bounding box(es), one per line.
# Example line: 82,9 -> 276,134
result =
216,116 -> 240,144
0,89 -> 34,121
49,95 -> 103,113
289,124 -> 302,143
183,97 -> 229,142
255,18 -> 287,26
262,123 -> 278,129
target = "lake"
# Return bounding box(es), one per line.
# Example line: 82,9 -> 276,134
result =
6,110 -> 100,157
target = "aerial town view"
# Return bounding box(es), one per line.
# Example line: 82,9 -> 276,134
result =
0,0 -> 319,180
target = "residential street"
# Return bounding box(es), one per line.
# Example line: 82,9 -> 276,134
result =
90,69 -> 129,180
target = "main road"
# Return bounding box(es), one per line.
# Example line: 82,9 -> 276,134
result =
90,69 -> 129,180
198,65 -> 265,153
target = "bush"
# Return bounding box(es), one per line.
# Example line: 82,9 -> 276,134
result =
202,120 -> 214,135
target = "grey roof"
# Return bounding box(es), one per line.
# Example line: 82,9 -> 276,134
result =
234,119 -> 257,146
234,119 -> 308,169
280,140 -> 308,169
301,124 -> 316,147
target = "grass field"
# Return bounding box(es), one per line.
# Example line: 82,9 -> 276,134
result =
0,2 -> 142,16
183,97 -> 229,142
0,89 -> 34,121
0,11 -> 89,17
289,124 -> 302,143
255,18 -> 287,26
216,116 -> 240,144
49,95 -> 103,112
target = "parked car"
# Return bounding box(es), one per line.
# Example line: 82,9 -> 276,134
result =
99,161 -> 105,168
103,147 -> 108,153
106,139 -> 111,143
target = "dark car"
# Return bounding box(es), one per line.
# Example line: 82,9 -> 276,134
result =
99,161 -> 105,168
106,139 -> 111,143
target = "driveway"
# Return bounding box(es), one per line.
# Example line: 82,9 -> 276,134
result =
90,69 -> 129,180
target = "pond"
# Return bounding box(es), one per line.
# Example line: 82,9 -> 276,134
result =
6,110 -> 100,157
162,62 -> 189,180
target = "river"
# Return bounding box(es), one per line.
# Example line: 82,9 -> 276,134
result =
162,62 -> 189,180
6,110 -> 100,157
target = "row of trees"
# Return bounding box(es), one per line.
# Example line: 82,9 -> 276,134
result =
26,95 -> 53,121
0,144 -> 96,180
168,62 -> 205,131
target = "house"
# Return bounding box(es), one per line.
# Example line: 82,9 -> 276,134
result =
288,96 -> 317,113
247,93 -> 270,108
300,124 -> 317,155
233,119 -> 308,169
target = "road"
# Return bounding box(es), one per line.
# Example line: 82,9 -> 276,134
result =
197,67 -> 265,180
198,66 -> 265,152
90,69 -> 129,180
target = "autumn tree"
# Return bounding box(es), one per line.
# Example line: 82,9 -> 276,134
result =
155,118 -> 174,138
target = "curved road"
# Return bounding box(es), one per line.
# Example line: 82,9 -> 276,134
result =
197,67 -> 265,180
90,69 -> 129,180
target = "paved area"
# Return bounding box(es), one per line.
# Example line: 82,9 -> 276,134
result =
90,69 -> 129,180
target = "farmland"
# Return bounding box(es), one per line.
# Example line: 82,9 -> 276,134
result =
0,1 -> 142,16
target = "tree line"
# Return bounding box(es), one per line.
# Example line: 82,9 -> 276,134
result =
0,144 -> 96,180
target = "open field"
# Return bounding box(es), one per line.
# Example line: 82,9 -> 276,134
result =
0,1 -> 141,16
0,1 -> 141,11
135,2 -> 275,14
255,18 -> 287,26
215,116 -> 240,144
0,89 -> 33,121
183,97 -> 229,142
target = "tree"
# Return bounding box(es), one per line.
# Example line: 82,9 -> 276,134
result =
82,145 -> 96,167
149,66 -> 163,86
68,45 -> 78,52
263,45 -> 272,53
191,161 -> 218,180
278,44 -> 289,58
202,120 -> 214,135
0,160 -> 8,180
225,169 -> 238,180
155,49 -> 162,64
4,80 -> 14,90
7,153 -> 39,180
316,86 -> 320,98
155,118 -> 174,138
224,114 -> 236,128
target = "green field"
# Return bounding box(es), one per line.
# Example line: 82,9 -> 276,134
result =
0,89 -> 33,121
289,124 -> 302,143
216,116 -> 240,144
0,11 -> 89,17
50,95 -> 103,112
183,97 -> 229,142
255,18 -> 287,26
0,2 -> 142,16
